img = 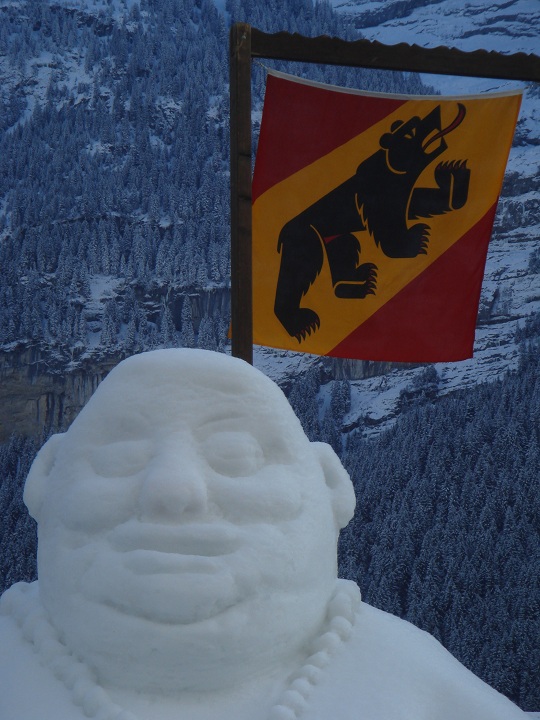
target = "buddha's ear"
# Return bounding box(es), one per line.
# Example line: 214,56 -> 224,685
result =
23,433 -> 65,521
313,442 -> 356,529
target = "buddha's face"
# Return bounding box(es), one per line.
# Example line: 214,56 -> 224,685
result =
25,350 -> 355,691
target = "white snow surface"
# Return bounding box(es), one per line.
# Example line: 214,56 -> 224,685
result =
0,350 -> 532,719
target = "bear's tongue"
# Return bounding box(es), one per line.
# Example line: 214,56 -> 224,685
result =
422,103 -> 466,152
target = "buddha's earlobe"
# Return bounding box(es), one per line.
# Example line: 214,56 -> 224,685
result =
312,441 -> 356,529
23,433 -> 65,520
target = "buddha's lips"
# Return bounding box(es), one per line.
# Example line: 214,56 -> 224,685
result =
109,521 -> 242,557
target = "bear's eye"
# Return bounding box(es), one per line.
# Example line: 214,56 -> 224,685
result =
404,127 -> 416,139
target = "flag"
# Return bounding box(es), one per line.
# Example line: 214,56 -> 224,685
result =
252,70 -> 522,362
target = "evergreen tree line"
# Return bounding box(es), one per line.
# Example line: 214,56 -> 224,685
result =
0,435 -> 37,593
337,333 -> 540,710
0,263 -> 229,356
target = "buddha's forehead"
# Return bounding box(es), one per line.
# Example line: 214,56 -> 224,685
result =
66,350 -> 307,447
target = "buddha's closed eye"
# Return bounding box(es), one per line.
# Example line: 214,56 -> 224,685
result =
91,441 -> 151,478
202,431 -> 265,477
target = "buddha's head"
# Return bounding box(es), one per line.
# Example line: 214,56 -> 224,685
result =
24,349 -> 355,693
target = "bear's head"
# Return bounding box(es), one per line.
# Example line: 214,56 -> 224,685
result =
380,104 -> 465,176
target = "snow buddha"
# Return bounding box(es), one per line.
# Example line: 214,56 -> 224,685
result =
0,350 -> 530,720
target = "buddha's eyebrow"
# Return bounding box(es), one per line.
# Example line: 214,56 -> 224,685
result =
196,412 -> 246,433
96,420 -> 150,441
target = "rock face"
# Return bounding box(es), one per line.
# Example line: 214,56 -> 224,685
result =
0,347 -> 121,443
0,283 -> 231,443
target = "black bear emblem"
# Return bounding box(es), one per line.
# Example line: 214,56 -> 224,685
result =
274,103 -> 471,342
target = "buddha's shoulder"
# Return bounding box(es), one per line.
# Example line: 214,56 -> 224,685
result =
304,601 -> 528,720
0,582 -> 87,720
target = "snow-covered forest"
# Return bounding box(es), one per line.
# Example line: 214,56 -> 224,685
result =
0,0 -> 538,711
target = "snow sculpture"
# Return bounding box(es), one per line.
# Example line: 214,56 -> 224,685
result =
0,350 -> 530,720
23,348 -> 356,695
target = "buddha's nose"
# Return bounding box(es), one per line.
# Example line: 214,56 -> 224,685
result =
138,440 -> 208,523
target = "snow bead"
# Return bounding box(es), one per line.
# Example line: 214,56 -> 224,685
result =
344,579 -> 361,602
310,630 -> 341,655
33,622 -> 59,658
305,649 -> 330,669
73,676 -> 95,705
0,595 -> 10,615
267,704 -> 297,720
82,686 -> 109,717
113,710 -> 139,720
280,689 -> 308,714
289,677 -> 312,697
327,580 -> 361,623
7,581 -> 32,601
37,634 -> 61,663
21,608 -> 42,642
296,663 -> 323,684
51,653 -> 75,682
0,582 -> 20,615
62,660 -> 86,690
329,614 -> 353,641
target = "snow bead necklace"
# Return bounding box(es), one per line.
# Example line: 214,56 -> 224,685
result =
1,579 -> 360,720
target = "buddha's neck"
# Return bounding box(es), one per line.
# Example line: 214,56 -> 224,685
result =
108,665 -> 296,720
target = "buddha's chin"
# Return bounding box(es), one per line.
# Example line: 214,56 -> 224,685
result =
45,597 -> 247,693
51,601 -> 274,694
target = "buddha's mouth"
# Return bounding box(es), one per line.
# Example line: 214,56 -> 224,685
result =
121,549 -> 225,575
109,520 -> 242,557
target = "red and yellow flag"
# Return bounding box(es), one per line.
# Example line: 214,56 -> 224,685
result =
252,70 -> 522,362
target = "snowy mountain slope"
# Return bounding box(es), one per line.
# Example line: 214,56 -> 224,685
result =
255,0 -> 540,436
330,0 -> 539,56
